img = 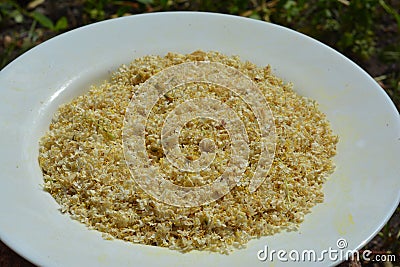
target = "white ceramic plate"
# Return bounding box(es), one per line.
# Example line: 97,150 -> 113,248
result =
0,12 -> 399,267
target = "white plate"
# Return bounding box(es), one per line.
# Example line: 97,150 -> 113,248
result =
0,12 -> 399,267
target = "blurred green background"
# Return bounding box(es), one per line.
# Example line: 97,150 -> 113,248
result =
0,1 -> 399,266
